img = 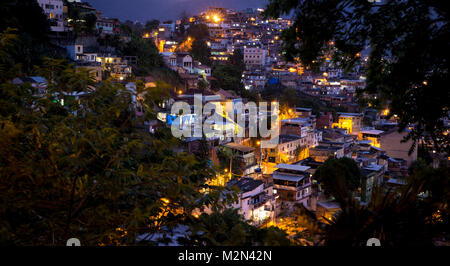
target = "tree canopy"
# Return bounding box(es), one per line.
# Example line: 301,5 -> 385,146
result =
0,57 -> 217,245
313,157 -> 362,201
189,39 -> 211,65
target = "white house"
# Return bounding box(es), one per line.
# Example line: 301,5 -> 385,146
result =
227,177 -> 276,224
36,0 -> 65,32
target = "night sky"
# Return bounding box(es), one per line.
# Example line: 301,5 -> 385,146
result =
87,0 -> 269,22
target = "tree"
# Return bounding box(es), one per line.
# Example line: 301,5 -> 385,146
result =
260,82 -> 286,101
66,3 -> 97,35
197,79 -> 208,92
279,87 -> 298,107
211,64 -> 244,93
229,49 -> 245,72
0,58 -> 218,245
144,19 -> 160,33
122,36 -> 164,76
179,208 -> 291,246
0,0 -> 65,73
190,39 -> 211,65
313,157 -> 362,201
264,0 -> 450,153
186,24 -> 209,40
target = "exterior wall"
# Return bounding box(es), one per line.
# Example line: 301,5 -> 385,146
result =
338,116 -> 362,134
316,112 -> 333,129
273,174 -> 313,209
230,183 -> 274,224
37,0 -> 64,32
244,47 -> 267,68
309,147 -> 344,162
380,130 -> 417,166
96,19 -> 115,35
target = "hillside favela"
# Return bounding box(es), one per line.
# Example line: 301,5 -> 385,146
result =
0,0 -> 449,250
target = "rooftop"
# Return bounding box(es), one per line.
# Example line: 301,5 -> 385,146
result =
227,177 -> 262,192
338,112 -> 363,117
317,201 -> 340,210
275,163 -> 311,172
279,134 -> 302,143
361,129 -> 384,135
310,146 -> 342,151
272,172 -> 305,182
224,142 -> 255,153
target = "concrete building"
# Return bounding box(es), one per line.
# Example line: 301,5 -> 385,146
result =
272,164 -> 314,209
379,128 -> 417,166
337,112 -> 363,135
37,0 -> 65,32
223,142 -> 258,176
227,177 -> 276,224
244,45 -> 267,69
309,145 -> 344,162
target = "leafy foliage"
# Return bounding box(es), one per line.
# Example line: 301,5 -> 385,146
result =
122,36 -> 164,76
313,157 -> 362,200
186,24 -> 209,40
189,39 -> 211,65
211,64 -> 244,93
0,0 -> 65,72
180,208 -> 291,246
0,58 -> 217,245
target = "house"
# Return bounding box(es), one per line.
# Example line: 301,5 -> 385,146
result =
223,143 -> 258,175
96,55 -> 132,81
265,135 -> 308,164
96,18 -> 119,35
176,53 -> 193,73
227,177 -> 277,224
216,89 -> 237,101
179,73 -> 199,90
358,129 -> 384,148
316,201 -> 340,221
244,44 -> 267,69
193,64 -> 211,77
272,164 -> 314,209
360,164 -> 384,202
37,0 -> 65,32
12,76 -> 48,95
75,63 -> 102,83
309,145 -> 344,162
65,44 -> 84,61
294,107 -> 312,118
136,76 -> 157,88
379,127 -> 417,166
316,112 -> 333,129
337,112 -> 363,135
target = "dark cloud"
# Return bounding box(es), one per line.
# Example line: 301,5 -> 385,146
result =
87,0 -> 268,22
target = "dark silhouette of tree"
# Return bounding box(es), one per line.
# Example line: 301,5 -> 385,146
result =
0,58 -> 218,245
211,64 -> 244,93
190,39 -> 211,65
313,157 -> 362,201
179,208 -> 291,246
187,23 -> 209,40
144,19 -> 160,33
